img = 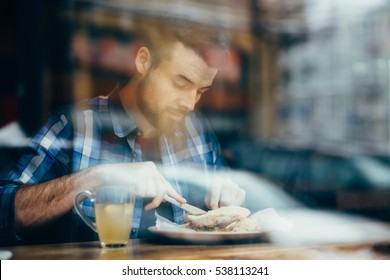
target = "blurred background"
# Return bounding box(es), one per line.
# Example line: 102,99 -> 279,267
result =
1,0 -> 390,221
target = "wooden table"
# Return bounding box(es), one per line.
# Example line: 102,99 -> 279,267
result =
2,238 -> 390,260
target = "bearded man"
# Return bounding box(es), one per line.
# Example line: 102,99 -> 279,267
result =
0,18 -> 245,244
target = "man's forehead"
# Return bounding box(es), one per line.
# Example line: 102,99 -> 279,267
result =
173,63 -> 218,87
169,42 -> 218,83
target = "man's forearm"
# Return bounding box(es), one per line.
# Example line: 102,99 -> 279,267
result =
14,167 -> 99,232
13,161 -> 187,233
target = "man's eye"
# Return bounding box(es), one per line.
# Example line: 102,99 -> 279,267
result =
174,81 -> 186,89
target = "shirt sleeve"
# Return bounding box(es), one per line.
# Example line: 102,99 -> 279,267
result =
0,108 -> 74,243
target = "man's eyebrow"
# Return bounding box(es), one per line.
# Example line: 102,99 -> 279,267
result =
177,74 -> 195,85
176,74 -> 213,90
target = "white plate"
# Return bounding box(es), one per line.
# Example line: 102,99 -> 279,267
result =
148,226 -> 268,243
0,250 -> 13,260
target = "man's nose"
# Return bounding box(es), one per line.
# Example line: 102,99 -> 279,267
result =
178,90 -> 197,112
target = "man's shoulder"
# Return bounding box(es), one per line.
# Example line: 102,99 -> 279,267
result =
46,96 -> 111,130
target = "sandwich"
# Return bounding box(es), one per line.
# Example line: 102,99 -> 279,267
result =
183,205 -> 258,232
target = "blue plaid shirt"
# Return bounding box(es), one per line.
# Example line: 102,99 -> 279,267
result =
0,84 -> 223,243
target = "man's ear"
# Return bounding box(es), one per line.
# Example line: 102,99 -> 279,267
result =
135,47 -> 152,75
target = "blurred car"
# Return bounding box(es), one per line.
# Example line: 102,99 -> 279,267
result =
163,165 -> 390,247
226,141 -> 390,191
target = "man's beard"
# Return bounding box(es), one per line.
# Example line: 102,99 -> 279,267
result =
136,75 -> 178,135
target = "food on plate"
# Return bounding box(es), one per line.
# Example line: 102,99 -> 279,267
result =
227,217 -> 258,232
182,205 -> 258,232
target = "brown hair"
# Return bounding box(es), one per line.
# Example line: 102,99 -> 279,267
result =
133,16 -> 228,68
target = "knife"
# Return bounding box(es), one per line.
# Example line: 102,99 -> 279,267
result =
163,194 -> 206,215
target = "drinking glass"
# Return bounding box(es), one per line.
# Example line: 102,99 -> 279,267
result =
74,186 -> 135,248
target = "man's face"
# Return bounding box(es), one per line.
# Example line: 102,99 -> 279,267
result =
136,42 -> 218,134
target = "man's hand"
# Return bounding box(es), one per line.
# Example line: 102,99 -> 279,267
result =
96,161 -> 186,210
205,176 -> 246,209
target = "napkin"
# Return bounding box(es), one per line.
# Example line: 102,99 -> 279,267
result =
155,211 -> 195,232
250,208 -> 293,232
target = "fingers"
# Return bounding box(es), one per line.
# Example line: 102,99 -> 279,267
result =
208,177 -> 223,209
166,190 -> 187,204
160,175 -> 186,204
98,162 -> 186,210
144,194 -> 164,211
220,179 -> 246,206
139,162 -> 186,209
143,185 -> 186,211
206,177 -> 246,209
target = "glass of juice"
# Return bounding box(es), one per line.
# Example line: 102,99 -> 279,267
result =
74,186 -> 135,248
